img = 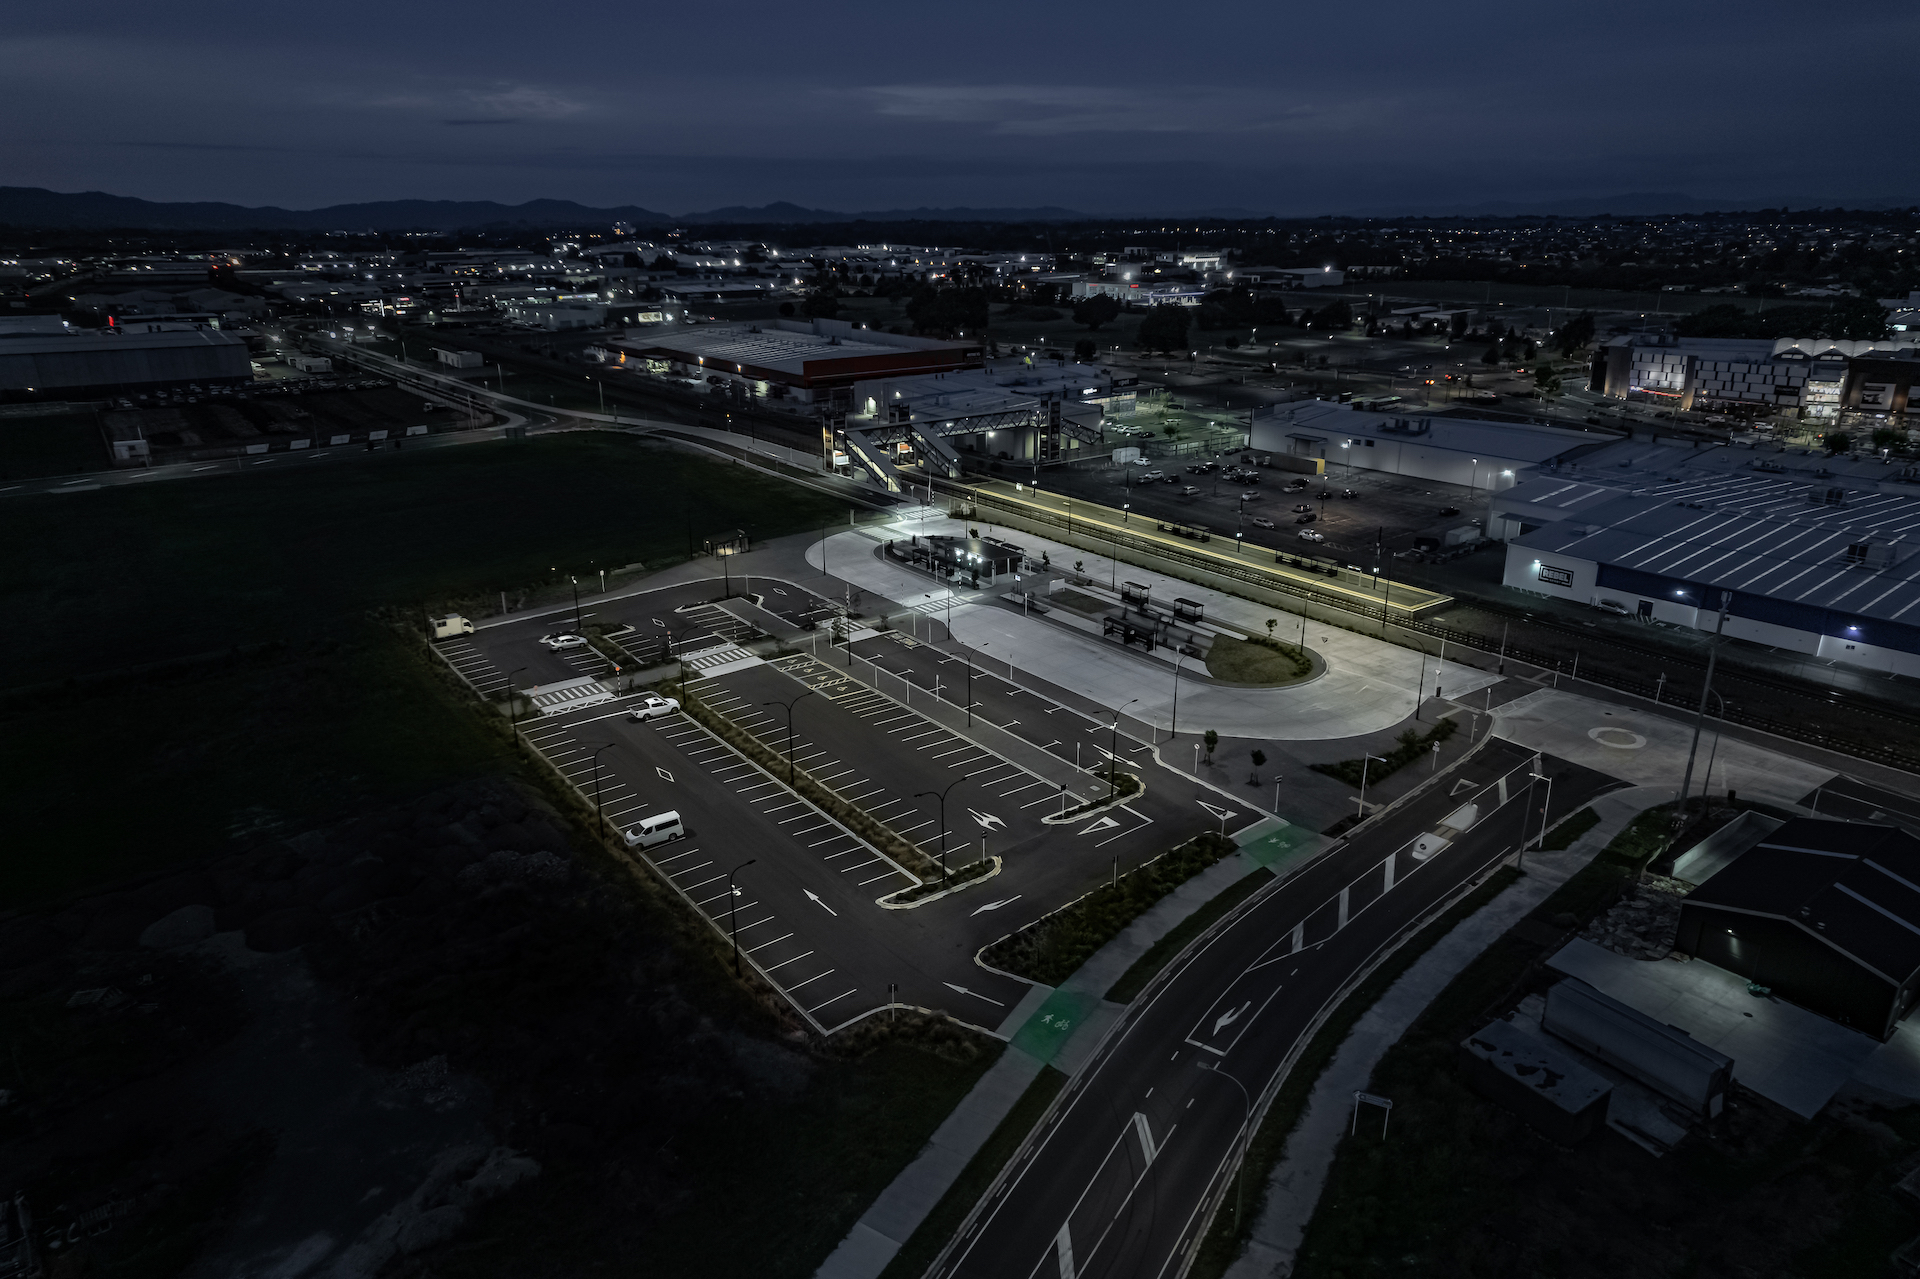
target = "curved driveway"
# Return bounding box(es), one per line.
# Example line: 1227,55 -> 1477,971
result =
809,518 -> 1497,741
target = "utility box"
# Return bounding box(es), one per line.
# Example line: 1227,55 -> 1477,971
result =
432,614 -> 475,639
1543,978 -> 1733,1120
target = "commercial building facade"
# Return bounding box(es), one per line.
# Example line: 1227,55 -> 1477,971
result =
1591,334 -> 1918,422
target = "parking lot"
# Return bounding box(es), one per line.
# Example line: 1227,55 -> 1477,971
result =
515,682 -> 1031,1032
1045,453 -> 1496,567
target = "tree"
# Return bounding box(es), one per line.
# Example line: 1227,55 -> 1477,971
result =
1533,363 -> 1562,398
1824,297 -> 1891,341
1265,618 -> 1277,640
777,301 -> 795,317
1137,304 -> 1191,355
1072,294 -> 1122,330
1481,343 -> 1499,365
1312,300 -> 1354,330
1249,748 -> 1266,786
1555,311 -> 1596,356
1073,338 -> 1097,361
1203,729 -> 1219,763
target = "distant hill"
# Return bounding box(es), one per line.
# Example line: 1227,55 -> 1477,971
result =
0,187 -> 1108,232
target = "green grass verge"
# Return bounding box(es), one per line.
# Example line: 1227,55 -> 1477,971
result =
876,1065 -> 1069,1279
1537,804 -> 1600,852
1106,867 -> 1274,1003
1188,864 -> 1524,1278
981,832 -> 1237,986
1205,635 -> 1312,685
1311,718 -> 1459,788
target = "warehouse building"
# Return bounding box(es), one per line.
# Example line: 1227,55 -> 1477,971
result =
1249,400 -> 1594,491
609,317 -> 980,405
1675,819 -> 1920,1040
0,327 -> 252,401
1500,457 -> 1920,675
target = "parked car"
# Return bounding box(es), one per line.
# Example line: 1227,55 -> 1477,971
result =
1297,529 -> 1326,542
1181,485 -> 1202,496
1340,489 -> 1359,499
1295,512 -> 1318,524
1249,515 -> 1276,529
1438,506 -> 1461,517
1595,599 -> 1632,616
1293,504 -> 1314,513
1141,469 -> 1166,481
539,632 -> 589,650
1285,478 -> 1309,491
1242,490 -> 1260,501
1162,473 -> 1178,483
627,694 -> 681,721
623,810 -> 686,848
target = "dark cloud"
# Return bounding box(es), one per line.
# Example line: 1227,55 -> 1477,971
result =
1,2 -> 1914,215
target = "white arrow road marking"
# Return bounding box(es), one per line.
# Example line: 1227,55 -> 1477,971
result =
970,895 -> 1021,916
1078,815 -> 1121,835
803,890 -> 838,917
1055,1224 -> 1076,1279
943,982 -> 1006,1007
1132,1112 -> 1159,1165
1213,1001 -> 1250,1036
968,808 -> 1007,831
1197,800 -> 1238,821
650,618 -> 663,627
656,767 -> 674,781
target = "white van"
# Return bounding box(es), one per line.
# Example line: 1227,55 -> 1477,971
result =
623,810 -> 686,849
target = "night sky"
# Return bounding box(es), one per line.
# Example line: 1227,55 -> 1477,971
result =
4,1 -> 1913,216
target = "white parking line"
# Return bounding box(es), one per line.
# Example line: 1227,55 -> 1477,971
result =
763,951 -> 815,972
788,969 -> 837,992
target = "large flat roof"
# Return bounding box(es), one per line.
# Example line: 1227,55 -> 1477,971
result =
612,319 -> 975,383
1515,486 -> 1920,624
1268,400 -> 1600,465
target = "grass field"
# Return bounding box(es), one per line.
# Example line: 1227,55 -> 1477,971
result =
1205,635 -> 1312,686
0,431 -> 849,905
0,409 -> 107,480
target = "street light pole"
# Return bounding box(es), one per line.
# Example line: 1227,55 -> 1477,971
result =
728,859 -> 757,976
914,779 -> 964,885
1527,768 -> 1555,862
1109,698 -> 1140,800
1676,591 -> 1732,832
1356,753 -> 1385,824
590,743 -> 614,837
762,690 -> 816,786
506,666 -> 527,740
570,575 -> 582,632
1170,651 -> 1186,743
1199,1061 -> 1254,1229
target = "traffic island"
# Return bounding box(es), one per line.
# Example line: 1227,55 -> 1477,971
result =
1041,769 -> 1143,825
878,857 -> 1001,909
979,832 -> 1237,985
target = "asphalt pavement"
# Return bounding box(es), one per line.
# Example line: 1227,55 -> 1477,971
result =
935,739 -> 1615,1279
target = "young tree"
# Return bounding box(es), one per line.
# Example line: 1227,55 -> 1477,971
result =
1203,729 -> 1219,763
1072,294 -> 1122,330
1249,748 -> 1266,786
1137,304 -> 1191,355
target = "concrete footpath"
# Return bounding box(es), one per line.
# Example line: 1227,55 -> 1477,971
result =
812,819 -> 1326,1279
1221,782 -> 1669,1279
